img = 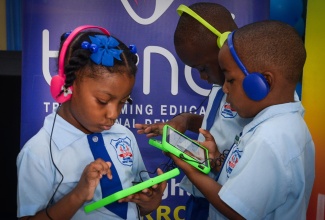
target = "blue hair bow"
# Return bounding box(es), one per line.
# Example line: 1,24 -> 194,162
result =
88,35 -> 123,67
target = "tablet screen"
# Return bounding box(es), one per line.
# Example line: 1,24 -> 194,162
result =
166,127 -> 208,165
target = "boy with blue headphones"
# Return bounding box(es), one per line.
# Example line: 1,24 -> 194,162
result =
169,20 -> 315,219
135,2 -> 305,219
135,3 -> 250,219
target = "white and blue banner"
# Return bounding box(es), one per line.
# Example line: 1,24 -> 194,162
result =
21,1 -> 269,218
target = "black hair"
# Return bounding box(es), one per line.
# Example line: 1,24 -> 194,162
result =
174,2 -> 238,48
233,20 -> 306,84
58,31 -> 138,91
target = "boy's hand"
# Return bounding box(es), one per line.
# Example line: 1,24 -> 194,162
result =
198,128 -> 225,172
135,114 -> 189,138
135,123 -> 165,138
197,128 -> 220,159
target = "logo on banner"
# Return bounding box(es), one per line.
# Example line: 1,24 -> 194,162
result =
111,136 -> 133,166
221,103 -> 237,118
121,0 -> 173,24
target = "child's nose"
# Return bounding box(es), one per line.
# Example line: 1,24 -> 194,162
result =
222,83 -> 229,94
105,104 -> 120,120
199,72 -> 208,81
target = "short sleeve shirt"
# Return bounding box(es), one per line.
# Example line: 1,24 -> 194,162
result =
210,102 -> 315,219
17,112 -> 148,219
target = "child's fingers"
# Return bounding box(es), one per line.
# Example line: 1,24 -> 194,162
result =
88,159 -> 112,179
199,128 -> 215,141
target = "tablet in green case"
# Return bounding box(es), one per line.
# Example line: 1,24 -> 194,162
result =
84,167 -> 180,213
149,125 -> 211,174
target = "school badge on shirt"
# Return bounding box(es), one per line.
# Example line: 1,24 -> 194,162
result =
217,135 -> 242,185
221,102 -> 238,118
110,136 -> 133,166
225,145 -> 241,177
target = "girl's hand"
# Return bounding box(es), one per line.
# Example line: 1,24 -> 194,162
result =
118,168 -> 167,216
73,158 -> 112,202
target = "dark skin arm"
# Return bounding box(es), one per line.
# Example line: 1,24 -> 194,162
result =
19,162 -> 165,219
167,128 -> 245,220
19,158 -> 112,220
135,113 -> 204,137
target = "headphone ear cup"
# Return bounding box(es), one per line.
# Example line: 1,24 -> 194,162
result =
50,75 -> 73,103
243,72 -> 270,101
49,25 -> 110,104
217,31 -> 231,49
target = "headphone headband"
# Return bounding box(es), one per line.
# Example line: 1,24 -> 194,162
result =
58,25 -> 110,78
227,31 -> 249,76
227,31 -> 270,101
176,4 -> 230,48
51,25 -> 110,103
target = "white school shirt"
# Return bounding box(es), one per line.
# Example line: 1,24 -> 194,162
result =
210,101 -> 315,220
17,111 -> 149,219
180,85 -> 251,196
179,86 -> 304,197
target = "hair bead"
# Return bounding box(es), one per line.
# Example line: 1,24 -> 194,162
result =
129,45 -> 137,54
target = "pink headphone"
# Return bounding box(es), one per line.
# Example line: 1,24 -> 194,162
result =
50,25 -> 110,103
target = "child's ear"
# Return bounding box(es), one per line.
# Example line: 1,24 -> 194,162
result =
262,72 -> 273,88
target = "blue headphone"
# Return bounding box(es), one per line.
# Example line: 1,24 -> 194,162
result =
227,31 -> 270,101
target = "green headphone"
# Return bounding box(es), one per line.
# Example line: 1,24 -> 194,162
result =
176,4 -> 231,49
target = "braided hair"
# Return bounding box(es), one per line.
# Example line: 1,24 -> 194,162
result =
58,31 -> 138,90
